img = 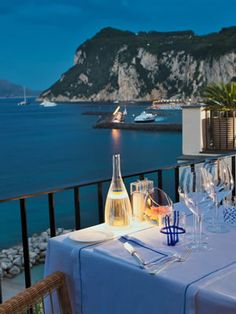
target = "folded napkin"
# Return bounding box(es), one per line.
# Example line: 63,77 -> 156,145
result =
120,235 -> 172,264
94,228 -> 173,267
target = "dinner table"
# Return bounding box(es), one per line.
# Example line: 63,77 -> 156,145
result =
44,203 -> 236,314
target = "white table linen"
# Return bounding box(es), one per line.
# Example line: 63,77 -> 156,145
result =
44,206 -> 236,314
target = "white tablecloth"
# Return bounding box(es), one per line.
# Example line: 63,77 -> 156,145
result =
44,206 -> 236,314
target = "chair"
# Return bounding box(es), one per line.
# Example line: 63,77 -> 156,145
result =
0,272 -> 72,314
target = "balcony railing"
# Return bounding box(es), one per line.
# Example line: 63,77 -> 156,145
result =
203,110 -> 236,151
0,152 -> 235,303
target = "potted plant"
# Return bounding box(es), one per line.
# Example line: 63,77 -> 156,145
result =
202,82 -> 236,150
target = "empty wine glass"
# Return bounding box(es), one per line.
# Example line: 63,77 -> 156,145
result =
178,167 -> 197,242
184,167 -> 214,251
204,159 -> 234,233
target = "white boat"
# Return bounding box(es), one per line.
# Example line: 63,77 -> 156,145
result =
40,100 -> 57,107
18,87 -> 29,106
114,100 -> 119,104
134,111 -> 156,123
123,106 -> 127,115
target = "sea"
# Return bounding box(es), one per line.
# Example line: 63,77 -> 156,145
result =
0,98 -> 182,249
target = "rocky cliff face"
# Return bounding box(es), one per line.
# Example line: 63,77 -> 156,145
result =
40,27 -> 236,101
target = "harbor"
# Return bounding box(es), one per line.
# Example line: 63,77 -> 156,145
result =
94,121 -> 182,131
93,105 -> 182,131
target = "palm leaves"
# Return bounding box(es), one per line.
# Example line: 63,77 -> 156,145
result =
202,82 -> 236,111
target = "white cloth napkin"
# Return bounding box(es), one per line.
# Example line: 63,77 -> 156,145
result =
94,227 -> 173,266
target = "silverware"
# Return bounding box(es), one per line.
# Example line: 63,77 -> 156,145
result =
123,242 -> 173,270
123,241 -> 191,275
148,247 -> 192,275
123,242 -> 146,267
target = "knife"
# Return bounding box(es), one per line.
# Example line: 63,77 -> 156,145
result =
123,242 -> 146,268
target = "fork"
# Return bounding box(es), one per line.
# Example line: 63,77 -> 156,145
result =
148,248 -> 192,274
123,241 -> 191,275
147,247 -> 192,275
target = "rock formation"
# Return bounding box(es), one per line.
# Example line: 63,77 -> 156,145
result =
40,26 -> 236,102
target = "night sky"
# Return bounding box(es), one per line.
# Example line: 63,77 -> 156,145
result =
0,0 -> 235,90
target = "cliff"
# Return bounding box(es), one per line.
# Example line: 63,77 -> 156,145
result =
40,26 -> 236,102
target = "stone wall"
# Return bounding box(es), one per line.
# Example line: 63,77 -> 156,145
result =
0,228 -> 72,278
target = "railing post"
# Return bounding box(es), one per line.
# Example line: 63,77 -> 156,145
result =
139,174 -> 145,180
190,163 -> 195,172
232,156 -> 236,197
48,193 -> 56,237
157,169 -> 163,190
97,183 -> 104,223
74,187 -> 81,230
174,166 -> 180,202
20,199 -> 31,288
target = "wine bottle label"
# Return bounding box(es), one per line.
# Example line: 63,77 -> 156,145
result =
109,191 -> 128,199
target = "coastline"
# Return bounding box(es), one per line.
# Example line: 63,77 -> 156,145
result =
0,228 -> 72,279
36,98 -> 152,104
94,121 -> 182,131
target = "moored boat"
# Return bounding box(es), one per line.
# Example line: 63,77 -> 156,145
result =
134,111 -> 156,123
40,100 -> 57,107
18,87 -> 30,106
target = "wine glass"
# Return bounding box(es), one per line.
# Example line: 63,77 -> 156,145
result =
178,167 -> 197,242
184,167 -> 214,251
144,188 -> 173,226
204,159 -> 234,233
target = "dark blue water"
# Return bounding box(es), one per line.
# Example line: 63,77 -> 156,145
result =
0,98 -> 182,248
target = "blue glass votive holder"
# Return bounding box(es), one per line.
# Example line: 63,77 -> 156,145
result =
160,211 -> 186,246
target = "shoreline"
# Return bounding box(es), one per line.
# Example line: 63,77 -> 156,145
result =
94,121 -> 182,132
2,264 -> 44,301
0,228 -> 72,280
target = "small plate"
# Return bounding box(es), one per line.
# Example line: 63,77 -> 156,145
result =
68,230 -> 114,243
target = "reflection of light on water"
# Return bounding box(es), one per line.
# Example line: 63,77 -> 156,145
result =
155,117 -> 165,122
111,129 -> 121,153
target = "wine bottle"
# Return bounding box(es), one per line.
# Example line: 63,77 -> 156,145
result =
105,154 -> 132,227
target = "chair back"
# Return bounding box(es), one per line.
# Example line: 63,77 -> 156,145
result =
0,272 -> 72,314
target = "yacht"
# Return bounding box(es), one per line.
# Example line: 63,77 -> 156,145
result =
123,106 -> 127,115
18,87 -> 29,106
40,100 -> 57,107
134,111 -> 156,123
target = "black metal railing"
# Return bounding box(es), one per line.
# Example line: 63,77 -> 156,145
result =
203,110 -> 236,151
0,152 -> 235,303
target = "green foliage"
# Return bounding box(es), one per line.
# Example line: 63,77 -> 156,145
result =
202,82 -> 236,110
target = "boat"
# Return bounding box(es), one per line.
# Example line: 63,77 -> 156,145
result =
18,87 -> 29,106
134,111 -> 156,123
40,100 -> 57,107
114,100 -> 119,104
123,106 -> 127,115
